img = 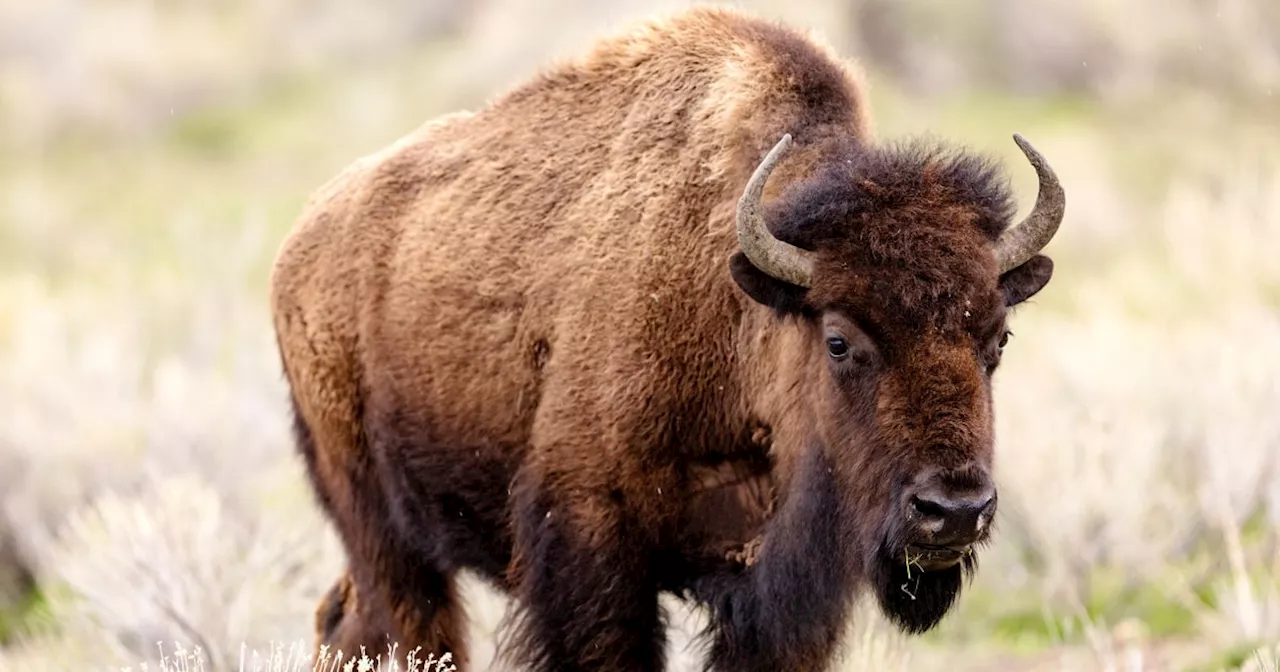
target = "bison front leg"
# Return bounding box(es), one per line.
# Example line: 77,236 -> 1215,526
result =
693,445 -> 859,672
504,463 -> 668,672
312,564 -> 469,669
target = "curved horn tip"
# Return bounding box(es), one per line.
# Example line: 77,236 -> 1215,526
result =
763,133 -> 794,164
735,132 -> 815,288
1011,133 -> 1048,170
993,132 -> 1067,275
1010,132 -> 1065,212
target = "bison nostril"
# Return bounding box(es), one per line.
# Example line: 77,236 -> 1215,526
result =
910,495 -> 947,519
977,493 -> 996,515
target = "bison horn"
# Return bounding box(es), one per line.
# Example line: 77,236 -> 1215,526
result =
993,133 -> 1066,275
736,133 -> 816,288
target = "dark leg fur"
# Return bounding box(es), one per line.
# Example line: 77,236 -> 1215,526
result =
502,466 -> 667,672
288,396 -> 470,669
689,445 -> 857,672
312,562 -> 469,668
314,572 -> 351,645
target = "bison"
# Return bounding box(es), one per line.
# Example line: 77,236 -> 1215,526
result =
269,7 -> 1065,672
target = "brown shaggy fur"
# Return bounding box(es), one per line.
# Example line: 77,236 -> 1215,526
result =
270,7 -> 1057,672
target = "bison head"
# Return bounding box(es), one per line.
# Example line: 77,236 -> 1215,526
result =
727,133 -> 1063,633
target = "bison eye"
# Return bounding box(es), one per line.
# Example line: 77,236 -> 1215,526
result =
826,336 -> 850,360
998,330 -> 1012,349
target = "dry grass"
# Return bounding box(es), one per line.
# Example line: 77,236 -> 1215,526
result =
1,1 -> 1278,671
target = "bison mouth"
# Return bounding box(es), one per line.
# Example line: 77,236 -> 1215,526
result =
872,540 -> 979,635
903,543 -> 972,572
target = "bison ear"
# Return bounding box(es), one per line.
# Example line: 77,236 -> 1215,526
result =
999,254 -> 1053,307
729,252 -> 808,316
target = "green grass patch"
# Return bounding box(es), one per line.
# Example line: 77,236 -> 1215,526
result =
987,606 -> 1067,653
1183,640 -> 1272,672
927,559 -> 1222,659
0,586 -> 51,645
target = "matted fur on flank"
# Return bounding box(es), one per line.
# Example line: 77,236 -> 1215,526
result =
269,6 -> 1064,671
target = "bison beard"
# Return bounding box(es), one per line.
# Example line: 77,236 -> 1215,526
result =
871,545 -> 973,635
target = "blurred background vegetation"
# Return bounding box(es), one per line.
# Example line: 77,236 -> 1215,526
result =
0,0 -> 1278,670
